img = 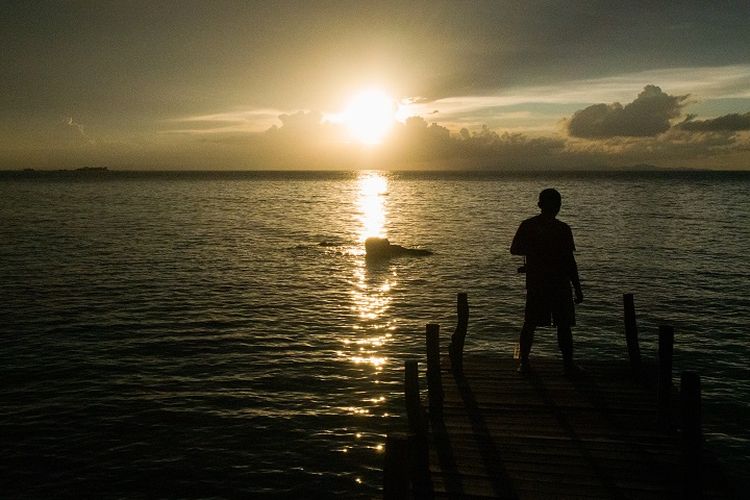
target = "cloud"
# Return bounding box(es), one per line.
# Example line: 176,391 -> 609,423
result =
265,110 -> 345,146
455,125 -> 566,161
381,112 -> 748,170
563,126 -> 747,170
163,106 -> 747,170
378,116 -> 567,169
141,81 -> 750,171
398,65 -> 750,131
566,85 -> 688,138
678,112 -> 750,132
275,110 -> 324,131
64,116 -> 95,144
163,108 -> 284,134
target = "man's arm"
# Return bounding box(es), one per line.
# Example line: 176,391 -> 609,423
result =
567,225 -> 583,303
510,222 -> 527,255
569,254 -> 583,304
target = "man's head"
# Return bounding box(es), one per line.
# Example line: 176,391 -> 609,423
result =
538,188 -> 561,216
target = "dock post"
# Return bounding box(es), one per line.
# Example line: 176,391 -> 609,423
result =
404,360 -> 431,497
405,360 -> 424,435
383,432 -> 410,499
426,323 -> 444,417
448,292 -> 469,371
657,325 -> 674,426
681,371 -> 702,499
623,293 -> 642,378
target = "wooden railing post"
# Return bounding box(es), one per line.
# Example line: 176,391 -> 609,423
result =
623,293 -> 642,378
657,325 -> 674,426
426,323 -> 443,417
403,360 -> 430,497
405,360 -> 424,436
448,292 -> 469,370
681,371 -> 702,499
383,432 -> 409,499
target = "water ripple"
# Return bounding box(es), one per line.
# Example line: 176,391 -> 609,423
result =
1,170 -> 749,496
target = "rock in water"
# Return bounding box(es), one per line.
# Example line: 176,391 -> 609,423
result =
364,237 -> 433,259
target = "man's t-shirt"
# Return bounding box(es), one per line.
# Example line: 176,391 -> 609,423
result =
511,214 -> 576,291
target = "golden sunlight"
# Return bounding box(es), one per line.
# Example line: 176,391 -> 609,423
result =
338,171 -> 397,419
343,89 -> 396,145
357,172 -> 388,242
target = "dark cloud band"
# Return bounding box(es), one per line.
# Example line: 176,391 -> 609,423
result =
678,112 -> 750,131
567,85 -> 687,138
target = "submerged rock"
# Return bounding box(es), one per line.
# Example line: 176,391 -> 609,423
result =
364,237 -> 433,260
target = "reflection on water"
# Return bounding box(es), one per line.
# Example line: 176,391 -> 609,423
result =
356,172 -> 388,243
348,266 -> 393,372
341,172 -> 394,472
350,171 -> 394,369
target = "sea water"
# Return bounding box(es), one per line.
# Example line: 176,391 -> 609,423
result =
1,170 -> 748,497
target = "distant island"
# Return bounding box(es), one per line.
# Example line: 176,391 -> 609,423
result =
74,166 -> 109,172
19,166 -> 110,173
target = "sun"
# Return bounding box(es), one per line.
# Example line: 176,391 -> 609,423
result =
342,89 -> 396,145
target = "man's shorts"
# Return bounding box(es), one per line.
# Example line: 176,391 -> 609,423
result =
524,284 -> 575,327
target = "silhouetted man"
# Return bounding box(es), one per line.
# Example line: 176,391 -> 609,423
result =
511,188 -> 583,375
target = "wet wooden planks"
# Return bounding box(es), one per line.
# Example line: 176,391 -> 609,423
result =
425,355 -> 731,499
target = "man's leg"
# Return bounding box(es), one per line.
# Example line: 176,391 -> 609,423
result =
556,324 -> 575,371
518,322 -> 535,371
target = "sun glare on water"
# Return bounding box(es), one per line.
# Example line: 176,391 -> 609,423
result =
357,172 -> 388,242
341,89 -> 396,145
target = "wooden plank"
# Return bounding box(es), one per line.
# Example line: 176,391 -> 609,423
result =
407,354 -> 733,499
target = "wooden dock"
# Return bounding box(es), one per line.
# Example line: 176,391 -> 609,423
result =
383,294 -> 735,499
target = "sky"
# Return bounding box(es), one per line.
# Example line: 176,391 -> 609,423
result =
1,0 -> 750,170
